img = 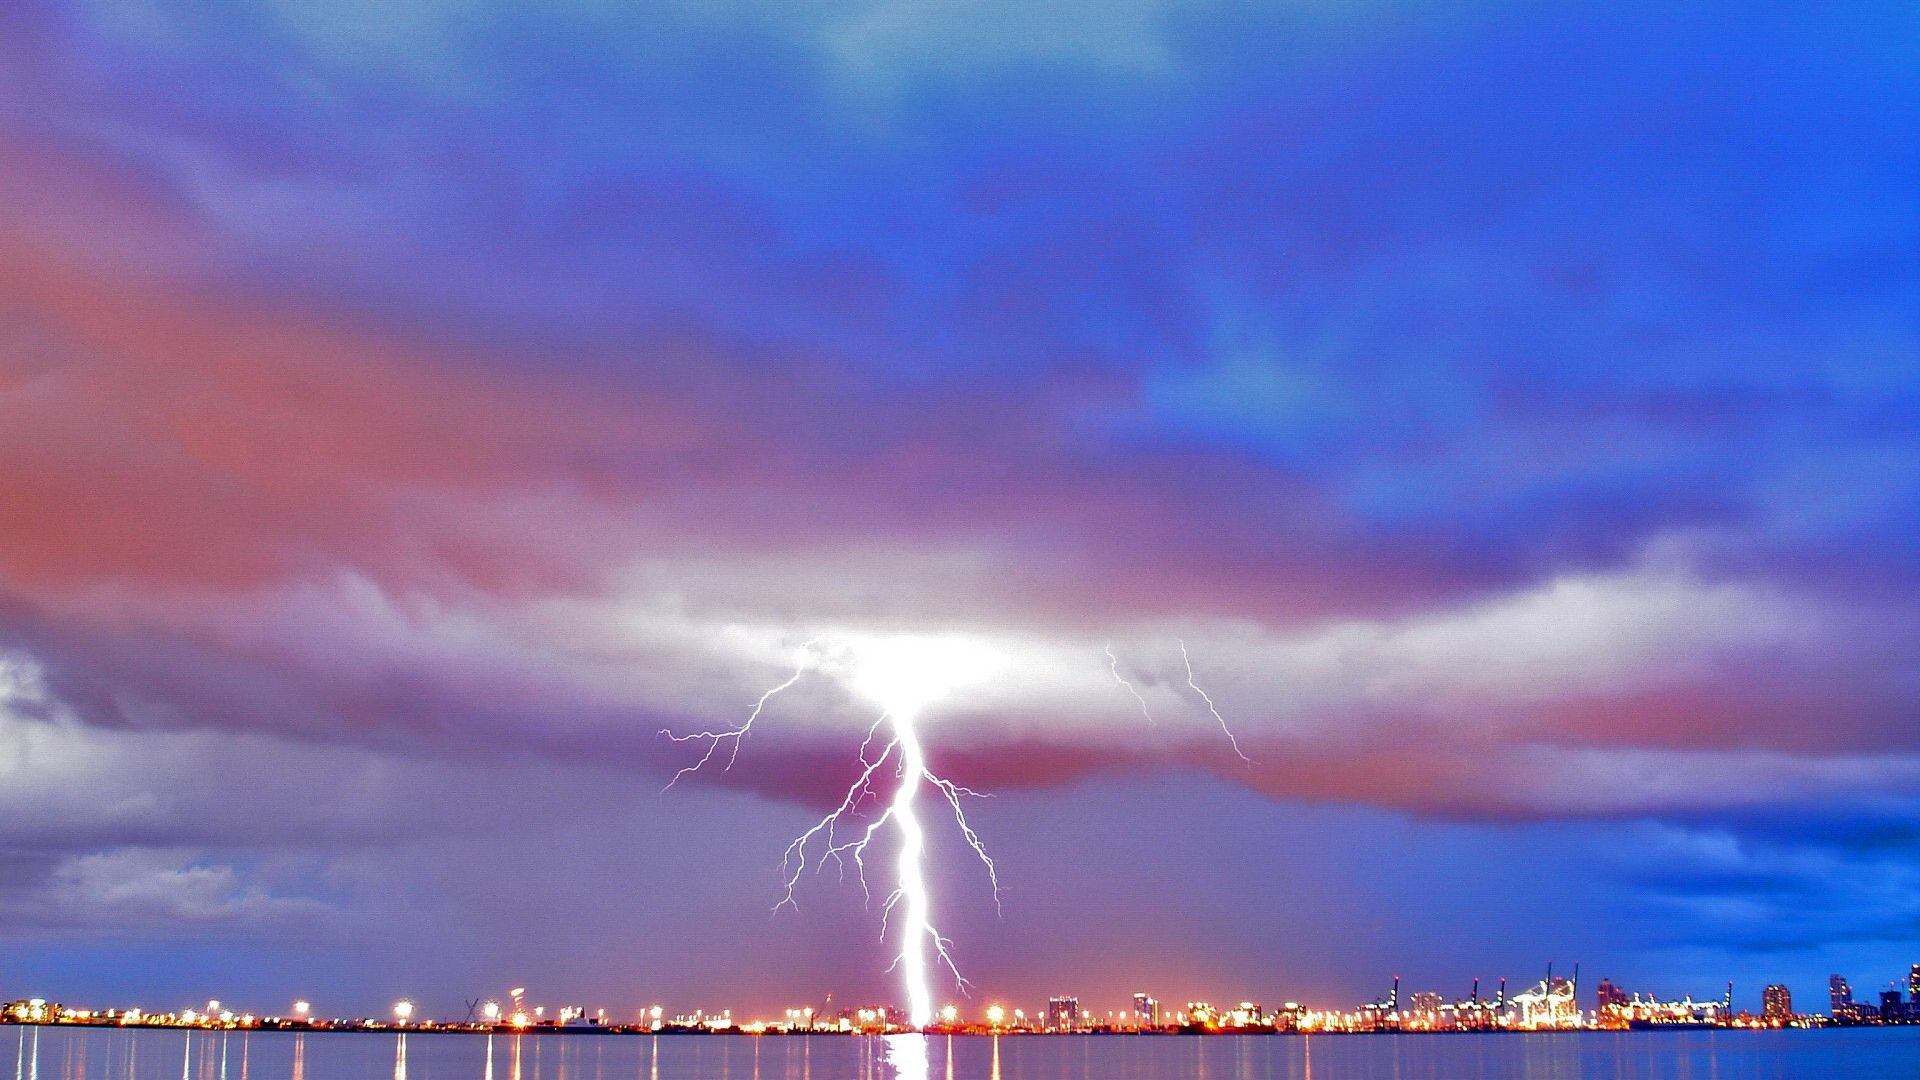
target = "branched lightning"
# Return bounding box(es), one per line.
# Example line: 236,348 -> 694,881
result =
1178,638 -> 1253,766
659,637 -> 820,791
777,705 -> 1000,1023
1104,643 -> 1157,725
1108,641 -> 1254,763
926,774 -> 1000,914
663,635 -> 1000,1030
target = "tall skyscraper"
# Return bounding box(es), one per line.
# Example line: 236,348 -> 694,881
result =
1909,964 -> 1919,1004
1595,978 -> 1629,1012
1045,996 -> 1079,1031
1131,993 -> 1159,1027
1762,985 -> 1792,1023
1830,974 -> 1852,1015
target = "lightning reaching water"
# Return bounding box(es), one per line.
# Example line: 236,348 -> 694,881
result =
885,702 -> 937,1025
663,635 -> 1000,1030
1178,638 -> 1253,765
778,696 -> 999,1028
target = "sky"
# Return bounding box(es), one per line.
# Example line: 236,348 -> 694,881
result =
1,0 -> 1917,1022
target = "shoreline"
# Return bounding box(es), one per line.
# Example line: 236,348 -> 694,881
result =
5,1022 -> 1886,1038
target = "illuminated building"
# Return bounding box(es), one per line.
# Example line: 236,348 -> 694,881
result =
1226,1002 -> 1266,1028
1911,965 -> 1920,1004
1595,979 -> 1629,1015
15,958 -> 1920,1036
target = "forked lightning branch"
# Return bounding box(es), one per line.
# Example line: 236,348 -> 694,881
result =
661,635 -> 1246,1030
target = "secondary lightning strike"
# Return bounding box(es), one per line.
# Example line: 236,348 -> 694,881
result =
1178,638 -> 1253,765
659,637 -> 819,791
1105,644 -> 1157,725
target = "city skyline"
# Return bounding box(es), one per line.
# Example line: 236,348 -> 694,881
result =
1,0 -> 1917,1026
9,955 -> 1920,1033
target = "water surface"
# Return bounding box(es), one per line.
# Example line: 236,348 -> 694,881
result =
14,1025 -> 1920,1080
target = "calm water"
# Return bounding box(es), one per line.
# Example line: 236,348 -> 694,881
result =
12,1026 -> 1920,1080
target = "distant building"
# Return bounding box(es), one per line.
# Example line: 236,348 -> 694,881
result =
1595,979 -> 1629,1012
1881,990 -> 1906,1021
1762,985 -> 1792,1022
1131,994 -> 1158,1027
1227,1002 -> 1265,1028
1910,965 -> 1920,1004
1830,975 -> 1853,1015
1045,996 -> 1079,1031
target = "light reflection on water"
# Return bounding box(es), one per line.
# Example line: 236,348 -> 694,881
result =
11,1026 -> 1920,1080
880,1035 -> 926,1080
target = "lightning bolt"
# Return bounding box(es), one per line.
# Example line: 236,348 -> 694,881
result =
1104,644 -> 1157,725
665,635 -> 999,1030
778,703 -> 998,1027
659,637 -> 819,791
1178,638 -> 1252,765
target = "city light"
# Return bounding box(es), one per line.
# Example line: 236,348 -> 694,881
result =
5,958 -> 1916,1036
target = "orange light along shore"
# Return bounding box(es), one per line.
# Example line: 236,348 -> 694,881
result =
8,961 -> 1918,1037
